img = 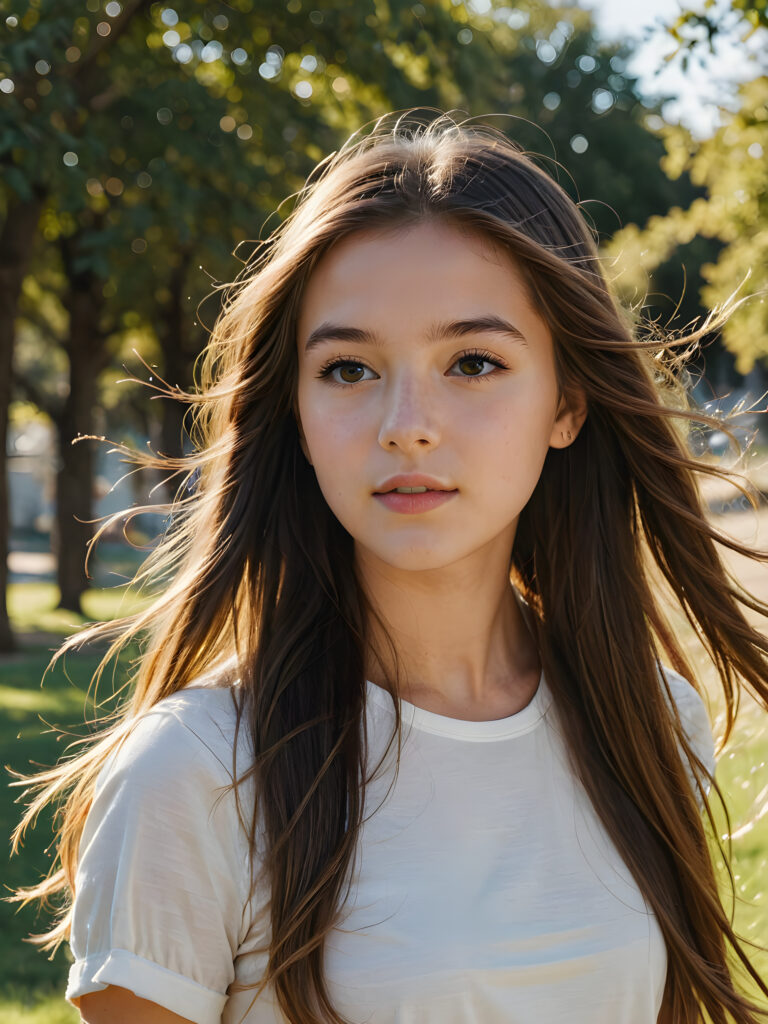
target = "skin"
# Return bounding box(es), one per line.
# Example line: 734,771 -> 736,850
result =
77,218 -> 586,1021
296,218 -> 586,719
77,986 -> 193,1022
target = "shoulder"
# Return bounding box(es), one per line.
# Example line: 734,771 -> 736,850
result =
658,664 -> 716,779
102,681 -> 251,795
85,679 -> 258,878
77,677 -> 259,933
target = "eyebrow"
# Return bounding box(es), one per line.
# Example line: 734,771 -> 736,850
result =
303,314 -> 528,353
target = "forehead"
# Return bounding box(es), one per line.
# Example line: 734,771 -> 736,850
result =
297,219 -> 537,336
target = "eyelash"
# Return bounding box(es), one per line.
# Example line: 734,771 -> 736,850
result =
315,348 -> 509,385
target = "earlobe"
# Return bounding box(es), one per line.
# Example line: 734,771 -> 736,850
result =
549,388 -> 588,449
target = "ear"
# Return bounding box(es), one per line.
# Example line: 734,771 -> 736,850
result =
548,384 -> 588,450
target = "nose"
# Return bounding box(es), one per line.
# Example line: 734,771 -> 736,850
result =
377,373 -> 441,452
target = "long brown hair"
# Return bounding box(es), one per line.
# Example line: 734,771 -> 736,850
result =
13,111 -> 768,1023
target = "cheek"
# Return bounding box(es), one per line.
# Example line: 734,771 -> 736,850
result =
471,381 -> 558,447
297,398 -> 371,508
474,386 -> 558,492
302,405 -> 369,462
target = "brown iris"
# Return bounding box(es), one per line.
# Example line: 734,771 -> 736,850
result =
339,364 -> 365,383
458,356 -> 485,376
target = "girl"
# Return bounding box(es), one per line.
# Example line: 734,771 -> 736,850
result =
14,112 -> 768,1024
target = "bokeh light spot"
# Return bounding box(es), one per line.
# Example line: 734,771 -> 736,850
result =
536,40 -> 556,64
201,41 -> 223,63
591,88 -> 614,114
505,9 -> 528,28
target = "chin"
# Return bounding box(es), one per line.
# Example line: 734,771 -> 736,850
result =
359,541 -> 467,573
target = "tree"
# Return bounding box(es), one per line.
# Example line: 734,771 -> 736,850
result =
604,5 -> 768,373
3,0 -> 698,623
667,0 -> 768,58
0,0 -> 153,629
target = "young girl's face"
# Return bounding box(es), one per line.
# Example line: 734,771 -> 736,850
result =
296,219 -> 581,573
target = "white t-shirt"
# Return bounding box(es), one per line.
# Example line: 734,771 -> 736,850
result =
66,667 -> 715,1024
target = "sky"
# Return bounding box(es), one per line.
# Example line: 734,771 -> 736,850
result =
582,0 -> 766,137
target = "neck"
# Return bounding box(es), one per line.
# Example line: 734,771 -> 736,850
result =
357,537 -> 541,720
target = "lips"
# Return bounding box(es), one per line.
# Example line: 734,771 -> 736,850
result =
376,487 -> 452,494
373,475 -> 455,494
373,486 -> 458,515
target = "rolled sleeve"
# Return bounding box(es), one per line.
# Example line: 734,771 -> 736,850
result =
67,949 -> 228,1024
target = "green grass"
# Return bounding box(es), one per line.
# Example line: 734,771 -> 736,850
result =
708,699 -> 768,1005
0,991 -> 78,1024
2,584 -> 145,1021
7,581 -> 151,637
2,646 -> 106,1020
2,581 -> 767,1021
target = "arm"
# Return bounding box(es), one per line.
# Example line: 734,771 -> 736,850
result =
66,694 -> 260,1023
78,986 -> 195,1023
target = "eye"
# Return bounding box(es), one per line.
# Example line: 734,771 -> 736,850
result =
316,358 -> 378,385
448,349 -> 508,379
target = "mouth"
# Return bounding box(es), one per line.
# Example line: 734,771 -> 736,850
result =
373,486 -> 457,495
372,487 -> 459,515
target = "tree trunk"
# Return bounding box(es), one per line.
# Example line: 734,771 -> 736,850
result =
157,251 -> 196,503
0,196 -> 44,651
54,374 -> 97,613
54,242 -> 106,613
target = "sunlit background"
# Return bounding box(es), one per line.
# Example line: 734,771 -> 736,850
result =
1,1 -> 766,1020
